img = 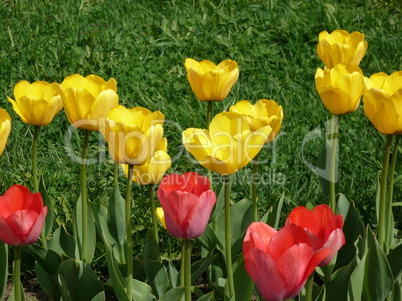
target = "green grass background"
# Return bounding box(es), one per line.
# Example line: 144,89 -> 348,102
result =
1,0 -> 401,272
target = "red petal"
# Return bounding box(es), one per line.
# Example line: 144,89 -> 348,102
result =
183,172 -> 210,197
270,224 -> 311,260
22,206 -> 48,245
243,222 -> 276,255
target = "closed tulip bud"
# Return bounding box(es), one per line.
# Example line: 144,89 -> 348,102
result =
229,99 -> 283,142
121,137 -> 171,185
157,172 -> 216,239
0,185 -> 47,246
7,80 -> 63,126
155,207 -> 166,229
184,58 -> 239,101
363,71 -> 402,135
317,29 -> 368,68
286,204 -> 345,266
183,112 -> 272,175
243,222 -> 331,301
0,109 -> 11,156
61,74 -> 119,131
101,105 -> 165,165
315,63 -> 364,115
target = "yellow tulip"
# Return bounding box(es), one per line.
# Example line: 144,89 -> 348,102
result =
155,207 -> 166,229
61,74 -> 118,131
101,105 -> 165,165
121,137 -> 171,185
315,63 -> 364,115
317,30 -> 368,69
7,81 -> 63,126
363,71 -> 402,135
182,112 -> 272,175
229,99 -> 283,142
184,58 -> 239,101
0,109 -> 11,156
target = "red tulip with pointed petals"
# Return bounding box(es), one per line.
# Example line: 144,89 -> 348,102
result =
0,185 -> 47,246
286,204 -> 345,266
243,222 -> 331,301
157,172 -> 216,239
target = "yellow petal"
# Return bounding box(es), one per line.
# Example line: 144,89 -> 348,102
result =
0,109 -> 11,156
155,207 -> 166,229
62,88 -> 96,129
89,89 -> 119,127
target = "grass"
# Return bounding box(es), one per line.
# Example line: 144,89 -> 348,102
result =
1,0 -> 402,280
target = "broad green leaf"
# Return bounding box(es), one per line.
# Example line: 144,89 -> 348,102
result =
326,262 -> 355,301
7,280 -> 25,301
73,196 -> 96,263
191,254 -> 218,283
197,292 -> 213,301
387,243 -> 402,280
266,191 -> 285,230
131,279 -> 156,301
393,280 -> 402,301
211,174 -> 234,220
168,261 -> 179,289
316,135 -> 338,198
39,177 -> 54,238
348,252 -> 365,301
196,224 -> 223,252
58,259 -> 105,301
158,286 -> 185,301
336,193 -> 350,220
233,255 -> 253,301
48,224 -> 75,258
107,184 -> 126,245
0,242 -> 7,300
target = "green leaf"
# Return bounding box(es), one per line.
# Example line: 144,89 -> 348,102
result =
39,177 -> 54,238
73,196 -> 96,263
211,174 -> 234,220
168,261 -> 179,289
317,135 -> 338,197
131,279 -> 156,301
266,191 -> 285,230
191,254 -> 218,283
326,262 -> 355,301
158,286 -> 185,301
58,259 -> 105,301
233,255 -> 253,301
393,280 -> 402,301
48,224 -> 76,258
336,193 -> 350,221
7,280 -> 25,301
0,242 -> 7,300
197,292 -> 213,301
196,224 -> 223,252
387,242 -> 402,280
107,184 -> 126,245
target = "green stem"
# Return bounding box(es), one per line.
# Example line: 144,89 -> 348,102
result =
385,135 -> 399,253
305,273 -> 314,301
251,154 -> 259,222
13,246 -> 22,301
32,125 -> 39,193
329,115 -> 340,213
183,239 -> 192,301
149,184 -> 159,248
206,101 -> 213,128
125,164 -> 134,300
224,175 -> 235,299
180,242 -> 185,301
113,162 -> 119,187
378,135 -> 393,250
80,130 -> 90,263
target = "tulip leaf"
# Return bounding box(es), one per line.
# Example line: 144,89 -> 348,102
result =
0,242 -> 7,300
196,224 -> 223,252
317,135 -> 339,198
73,196 -> 96,263
266,191 -> 285,230
197,292 -> 213,301
26,244 -> 62,300
58,259 -> 105,301
232,254 -> 254,301
326,261 -> 355,301
107,184 -> 126,246
211,174 -> 234,220
158,286 -> 184,301
131,279 -> 156,301
387,242 -> 402,280
39,177 -> 55,238
7,280 -> 25,301
48,224 -> 76,258
191,254 -> 218,284
393,280 -> 402,301
168,261 -> 179,289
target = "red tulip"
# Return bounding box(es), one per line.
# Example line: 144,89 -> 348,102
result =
286,204 -> 345,266
0,185 -> 47,246
157,172 -> 216,239
243,222 -> 330,301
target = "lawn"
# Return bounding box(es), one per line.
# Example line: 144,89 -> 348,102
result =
0,0 -> 401,299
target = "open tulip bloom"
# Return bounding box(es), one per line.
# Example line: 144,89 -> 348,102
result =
182,112 -> 272,175
0,109 -> 11,156
317,29 -> 368,69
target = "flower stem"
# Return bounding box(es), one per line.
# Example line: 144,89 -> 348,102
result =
114,162 -> 119,187
183,239 -> 192,301
80,130 -> 90,263
206,101 -> 213,128
32,125 -> 39,193
251,154 -> 259,222
378,135 -> 393,250
125,164 -> 134,300
180,242 -> 185,301
13,246 -> 22,301
305,273 -> 314,301
385,135 -> 399,253
149,184 -> 159,248
329,115 -> 340,213
224,175 -> 235,299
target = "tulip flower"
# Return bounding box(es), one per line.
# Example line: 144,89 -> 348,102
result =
157,172 -> 216,239
243,222 -> 331,301
61,74 -> 119,131
286,204 -> 345,266
184,58 -> 239,101
0,109 -> 11,156
229,99 -> 283,143
101,105 -> 165,165
121,137 -> 171,185
363,71 -> 402,135
315,63 -> 364,115
0,184 -> 47,246
317,29 -> 368,69
7,80 -> 63,126
182,112 -> 272,175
